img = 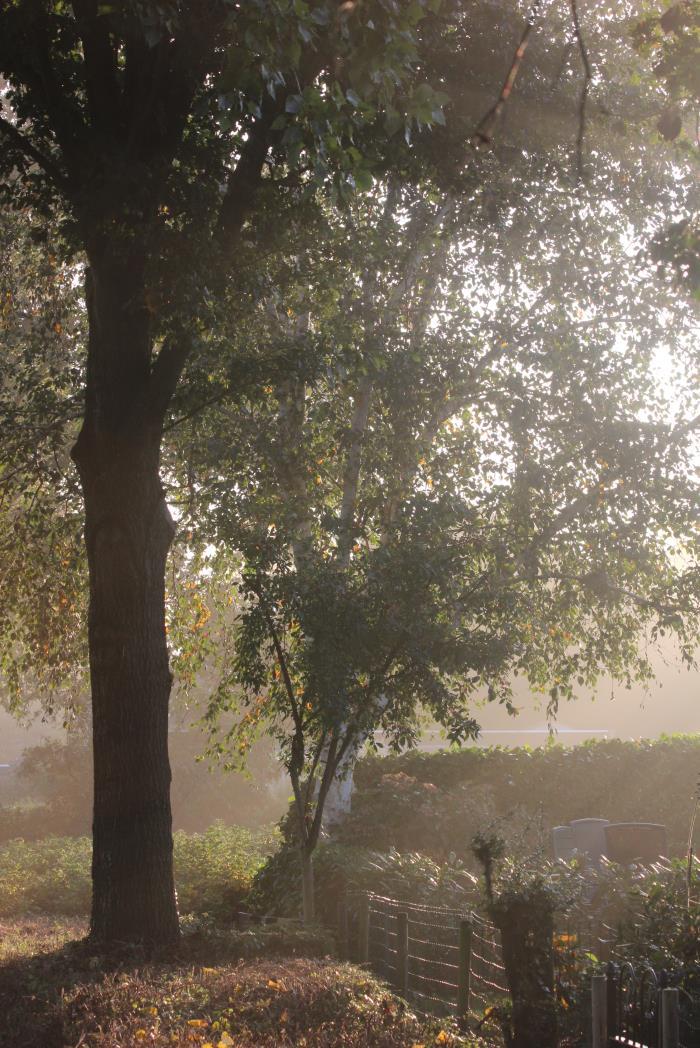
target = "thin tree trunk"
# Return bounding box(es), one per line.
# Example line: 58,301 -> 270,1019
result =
301,845 -> 315,923
72,250 -> 180,944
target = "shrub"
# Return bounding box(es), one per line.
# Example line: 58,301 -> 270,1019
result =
0,835 -> 92,915
586,855 -> 700,969
173,823 -> 278,917
248,837 -> 478,922
0,732 -> 287,843
0,824 -> 277,917
353,735 -> 700,860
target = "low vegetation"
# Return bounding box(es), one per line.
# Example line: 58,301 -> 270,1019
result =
0,825 -> 277,918
0,918 -> 489,1048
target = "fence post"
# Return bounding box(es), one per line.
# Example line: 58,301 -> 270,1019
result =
396,911 -> 409,996
357,894 -> 370,964
606,962 -> 619,1039
592,974 -> 607,1048
457,919 -> 472,1021
661,987 -> 680,1048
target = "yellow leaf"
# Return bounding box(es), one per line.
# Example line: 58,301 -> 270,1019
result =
267,978 -> 284,990
135,1032 -> 147,1042
147,1006 -> 158,1016
188,1019 -> 209,1028
202,967 -> 216,975
435,1033 -> 449,1045
218,1034 -> 235,1047
280,1010 -> 290,1023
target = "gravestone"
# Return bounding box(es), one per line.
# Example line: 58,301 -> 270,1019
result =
569,818 -> 610,866
604,823 -> 667,865
552,825 -> 576,862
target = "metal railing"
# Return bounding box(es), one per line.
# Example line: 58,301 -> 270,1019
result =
591,964 -> 700,1048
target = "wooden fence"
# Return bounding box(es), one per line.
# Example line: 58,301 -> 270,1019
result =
337,892 -> 509,1019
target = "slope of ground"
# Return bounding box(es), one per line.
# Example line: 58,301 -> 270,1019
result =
0,918 -> 492,1048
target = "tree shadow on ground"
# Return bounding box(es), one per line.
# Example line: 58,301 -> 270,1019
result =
0,926 -> 171,1048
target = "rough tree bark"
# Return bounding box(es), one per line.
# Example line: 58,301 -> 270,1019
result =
71,244 -> 181,943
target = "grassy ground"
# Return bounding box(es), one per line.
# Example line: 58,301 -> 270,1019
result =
0,917 -> 498,1048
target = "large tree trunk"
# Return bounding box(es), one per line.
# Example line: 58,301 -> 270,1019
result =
71,248 -> 180,944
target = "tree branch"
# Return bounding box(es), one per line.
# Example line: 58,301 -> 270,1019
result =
471,0 -> 547,148
162,390 -> 229,434
251,578 -> 303,735
215,100 -> 285,251
0,113 -> 68,191
569,0 -> 592,180
337,373 -> 373,567
71,0 -> 121,130
149,338 -> 193,424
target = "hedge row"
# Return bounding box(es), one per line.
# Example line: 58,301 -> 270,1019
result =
348,735 -> 700,859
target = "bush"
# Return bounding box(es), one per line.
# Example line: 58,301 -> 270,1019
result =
0,836 -> 92,915
173,824 -> 278,916
0,732 -> 287,843
0,930 -> 485,1048
353,735 -> 700,860
0,823 -> 277,917
249,834 -> 479,922
586,855 -> 700,969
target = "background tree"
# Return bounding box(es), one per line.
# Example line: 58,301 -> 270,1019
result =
633,1 -> 700,295
0,208 -> 86,715
192,163 -> 700,918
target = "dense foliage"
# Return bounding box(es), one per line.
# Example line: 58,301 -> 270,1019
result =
0,825 -> 276,918
351,735 -> 700,859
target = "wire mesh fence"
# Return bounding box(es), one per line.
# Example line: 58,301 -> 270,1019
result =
340,892 -> 510,1019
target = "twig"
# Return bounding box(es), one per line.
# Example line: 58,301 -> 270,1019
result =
162,390 -> 229,433
0,112 -> 69,192
471,0 -> 547,149
569,0 -> 592,181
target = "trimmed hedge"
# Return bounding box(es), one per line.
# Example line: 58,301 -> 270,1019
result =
349,735 -> 700,859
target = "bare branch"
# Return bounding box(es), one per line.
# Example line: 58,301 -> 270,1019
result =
472,0 -> 547,149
